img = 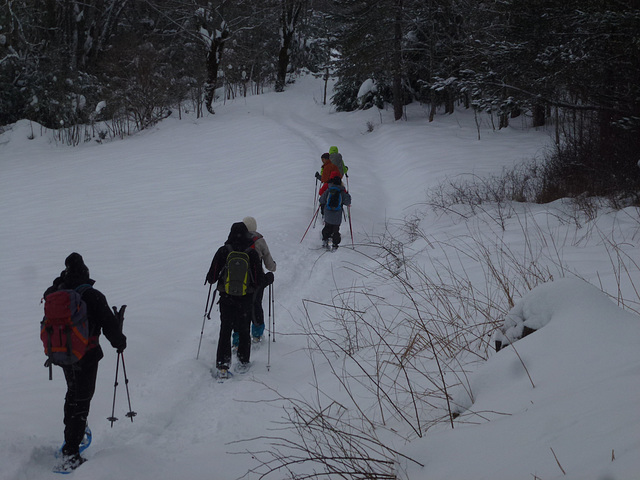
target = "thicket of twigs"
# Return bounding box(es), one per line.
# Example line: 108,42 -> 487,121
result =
240,184 -> 639,480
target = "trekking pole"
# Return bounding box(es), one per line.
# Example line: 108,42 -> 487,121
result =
345,173 -> 353,246
120,352 -> 137,422
107,351 -> 120,427
313,177 -> 318,211
313,175 -> 322,229
271,282 -> 276,343
267,284 -> 272,371
348,205 -> 354,246
207,289 -> 216,318
108,305 -> 135,426
300,205 -> 321,243
197,283 -> 215,359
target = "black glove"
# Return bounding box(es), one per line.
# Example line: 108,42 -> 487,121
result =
315,171 -> 321,180
320,204 -> 325,216
115,335 -> 127,353
264,272 -> 274,286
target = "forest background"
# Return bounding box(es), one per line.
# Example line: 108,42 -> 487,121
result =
2,0 -> 639,203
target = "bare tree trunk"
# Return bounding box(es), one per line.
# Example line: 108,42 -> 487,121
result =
323,67 -> 329,105
445,88 -> 454,114
205,31 -> 229,114
532,103 -> 545,127
392,0 -> 403,121
91,0 -> 129,66
275,0 -> 303,93
70,0 -> 79,71
275,35 -> 292,92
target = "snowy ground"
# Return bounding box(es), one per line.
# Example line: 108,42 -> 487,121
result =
1,75 -> 639,480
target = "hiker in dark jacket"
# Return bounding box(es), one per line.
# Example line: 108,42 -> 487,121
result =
206,222 -> 273,375
319,174 -> 351,248
43,253 -> 126,470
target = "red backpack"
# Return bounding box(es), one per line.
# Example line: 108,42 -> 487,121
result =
41,286 -> 91,367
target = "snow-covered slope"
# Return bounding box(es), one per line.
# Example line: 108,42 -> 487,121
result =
1,75 -> 638,480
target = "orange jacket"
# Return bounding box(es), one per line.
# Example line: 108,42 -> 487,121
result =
321,161 -> 340,183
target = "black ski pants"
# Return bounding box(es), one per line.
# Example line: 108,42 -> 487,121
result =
322,223 -> 341,245
61,360 -> 99,455
217,295 -> 253,368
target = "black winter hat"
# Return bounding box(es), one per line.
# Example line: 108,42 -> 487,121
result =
65,252 -> 86,272
226,222 -> 251,250
331,176 -> 342,185
62,252 -> 90,287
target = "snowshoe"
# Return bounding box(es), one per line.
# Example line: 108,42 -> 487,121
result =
234,361 -> 251,374
56,426 -> 92,459
53,453 -> 86,474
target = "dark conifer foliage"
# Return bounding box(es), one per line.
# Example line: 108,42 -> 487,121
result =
1,0 -> 638,201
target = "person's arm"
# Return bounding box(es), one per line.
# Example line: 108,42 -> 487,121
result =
206,246 -> 226,284
256,238 -> 276,272
342,190 -> 352,207
250,251 -> 272,288
90,289 -> 127,352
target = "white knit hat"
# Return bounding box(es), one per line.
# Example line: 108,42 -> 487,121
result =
242,216 -> 257,232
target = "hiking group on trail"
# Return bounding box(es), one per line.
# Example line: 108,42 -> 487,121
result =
314,146 -> 352,250
40,145 -> 350,472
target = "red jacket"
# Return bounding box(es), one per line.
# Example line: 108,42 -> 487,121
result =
319,171 -> 344,197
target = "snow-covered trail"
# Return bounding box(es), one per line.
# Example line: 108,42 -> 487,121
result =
0,75 -> 557,480
0,77 -> 393,480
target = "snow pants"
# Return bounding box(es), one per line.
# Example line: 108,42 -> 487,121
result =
217,295 -> 253,368
322,223 -> 341,246
62,359 -> 99,455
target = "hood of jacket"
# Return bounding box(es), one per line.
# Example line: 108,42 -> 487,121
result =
226,222 -> 252,250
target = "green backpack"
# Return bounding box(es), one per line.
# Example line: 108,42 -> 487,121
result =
220,246 -> 254,296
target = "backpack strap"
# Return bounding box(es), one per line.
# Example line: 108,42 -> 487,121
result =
75,284 -> 92,295
244,247 -> 257,288
250,233 -> 263,248
216,245 -> 234,294
74,284 -> 99,349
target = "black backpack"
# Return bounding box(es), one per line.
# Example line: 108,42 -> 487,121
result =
326,185 -> 343,211
219,246 -> 254,296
